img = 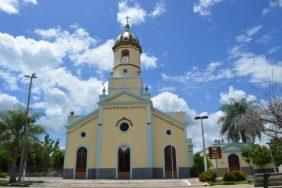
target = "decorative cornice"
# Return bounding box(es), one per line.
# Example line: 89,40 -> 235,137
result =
65,109 -> 99,131
103,105 -> 146,110
153,112 -> 184,131
113,63 -> 140,70
68,115 -> 98,134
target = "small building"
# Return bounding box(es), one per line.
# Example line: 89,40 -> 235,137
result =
202,141 -> 276,176
63,23 -> 192,179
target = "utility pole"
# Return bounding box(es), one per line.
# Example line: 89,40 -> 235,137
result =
195,115 -> 209,172
19,73 -> 37,181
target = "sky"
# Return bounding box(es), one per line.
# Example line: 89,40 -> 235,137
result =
0,0 -> 281,151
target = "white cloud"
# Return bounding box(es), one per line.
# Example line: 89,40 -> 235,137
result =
0,70 -> 18,90
234,53 -> 282,84
71,39 -> 115,72
150,0 -> 166,17
236,25 -> 262,43
193,0 -> 223,16
117,0 -> 147,26
117,0 -> 166,26
0,27 -> 108,133
141,53 -> 158,69
262,0 -> 282,16
162,61 -> 233,85
0,0 -> 37,14
219,86 -> 256,104
0,93 -> 19,111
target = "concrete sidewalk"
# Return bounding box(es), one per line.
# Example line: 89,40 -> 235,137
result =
3,177 -> 254,188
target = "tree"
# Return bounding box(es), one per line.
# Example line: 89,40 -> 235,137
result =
252,145 -> 272,168
269,137 -> 282,166
28,134 -> 64,175
218,98 -> 262,143
241,147 -> 254,176
0,106 -> 44,183
192,153 -> 213,176
252,80 -> 282,137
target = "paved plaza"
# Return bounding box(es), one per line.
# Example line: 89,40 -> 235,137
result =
3,177 -> 255,188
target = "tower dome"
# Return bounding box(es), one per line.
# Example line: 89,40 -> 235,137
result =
112,23 -> 142,52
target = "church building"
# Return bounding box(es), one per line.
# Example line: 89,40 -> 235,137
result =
63,22 -> 192,179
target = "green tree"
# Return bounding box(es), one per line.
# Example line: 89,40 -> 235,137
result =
0,106 -> 44,183
252,145 -> 272,167
218,98 -> 262,143
269,137 -> 282,166
192,153 -> 213,176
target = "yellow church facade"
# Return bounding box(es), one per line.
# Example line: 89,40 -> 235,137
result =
63,23 -> 191,179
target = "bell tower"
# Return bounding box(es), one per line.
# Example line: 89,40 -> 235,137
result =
107,20 -> 145,96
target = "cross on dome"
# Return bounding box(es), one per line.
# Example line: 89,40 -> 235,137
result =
125,16 -> 130,31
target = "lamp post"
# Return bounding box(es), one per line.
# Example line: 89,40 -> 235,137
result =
19,73 -> 37,181
266,142 -> 277,173
195,115 -> 209,172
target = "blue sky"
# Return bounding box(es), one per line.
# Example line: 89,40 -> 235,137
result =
0,0 -> 281,151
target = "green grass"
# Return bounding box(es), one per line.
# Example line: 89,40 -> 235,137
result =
208,180 -> 254,186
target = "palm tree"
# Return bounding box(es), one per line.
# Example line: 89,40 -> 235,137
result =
0,105 -> 44,183
218,98 -> 262,143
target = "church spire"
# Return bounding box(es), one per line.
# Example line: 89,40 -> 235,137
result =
125,16 -> 130,31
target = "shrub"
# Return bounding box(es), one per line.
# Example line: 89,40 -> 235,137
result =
223,170 -> 246,181
231,170 -> 246,181
199,171 -> 217,182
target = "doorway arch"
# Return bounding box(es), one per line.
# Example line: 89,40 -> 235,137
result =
228,154 -> 240,172
118,145 -> 131,179
75,147 -> 87,179
164,145 -> 177,178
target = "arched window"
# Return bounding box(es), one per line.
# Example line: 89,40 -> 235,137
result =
228,154 -> 240,172
121,50 -> 130,64
118,146 -> 130,179
164,145 -> 177,178
75,147 -> 87,179
122,50 -> 129,57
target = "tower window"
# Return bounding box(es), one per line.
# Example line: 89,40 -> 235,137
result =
122,50 -> 129,57
123,68 -> 128,73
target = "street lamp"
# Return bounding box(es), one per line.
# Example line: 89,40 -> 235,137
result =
195,115 -> 208,172
19,73 -> 37,181
266,142 -> 277,173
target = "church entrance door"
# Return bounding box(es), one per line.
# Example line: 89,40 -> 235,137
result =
228,154 -> 240,172
118,146 -> 130,179
75,147 -> 87,179
164,145 -> 177,178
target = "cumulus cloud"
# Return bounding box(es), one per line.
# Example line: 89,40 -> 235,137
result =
219,86 -> 256,104
150,0 -> 166,17
0,0 -> 37,14
0,93 -> 19,111
141,53 -> 158,69
117,0 -> 166,26
71,39 -> 115,72
193,0 -> 223,16
229,45 -> 282,85
117,0 -> 147,26
0,27 -> 108,133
